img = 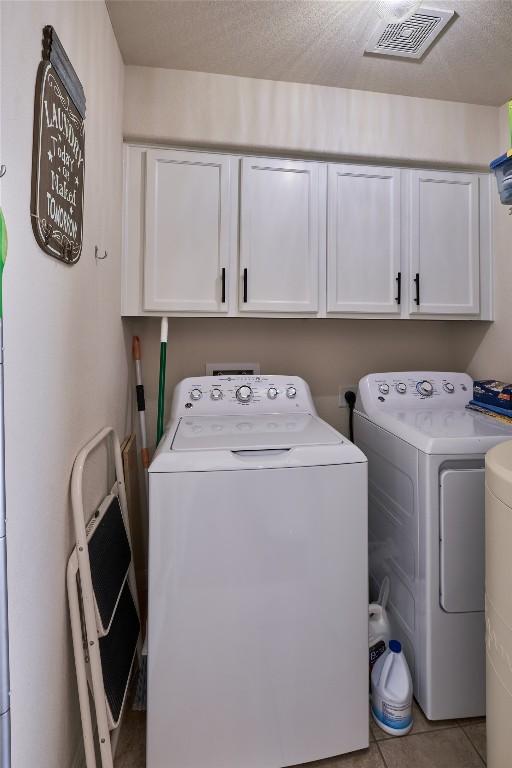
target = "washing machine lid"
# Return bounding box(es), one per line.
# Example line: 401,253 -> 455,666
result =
357,408 -> 512,455
356,371 -> 512,455
149,414 -> 367,472
172,413 -> 341,452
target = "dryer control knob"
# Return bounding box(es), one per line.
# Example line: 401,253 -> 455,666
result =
190,388 -> 202,401
236,385 -> 253,403
416,380 -> 434,397
210,388 -> 223,401
267,387 -> 278,400
396,382 -> 407,394
286,386 -> 297,399
443,382 -> 455,393
378,383 -> 390,395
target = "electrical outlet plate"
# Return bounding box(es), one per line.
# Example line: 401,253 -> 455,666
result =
338,385 -> 357,408
205,362 -> 261,376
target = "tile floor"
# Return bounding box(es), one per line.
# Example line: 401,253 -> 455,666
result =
115,702 -> 486,768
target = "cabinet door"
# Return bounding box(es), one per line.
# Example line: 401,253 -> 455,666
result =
239,158 -> 319,313
144,149 -> 231,312
409,170 -> 479,315
327,164 -> 401,314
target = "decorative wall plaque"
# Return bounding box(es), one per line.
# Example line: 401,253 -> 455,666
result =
31,27 -> 86,265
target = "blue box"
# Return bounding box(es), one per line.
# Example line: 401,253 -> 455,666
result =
473,380 -> 512,411
490,153 -> 512,205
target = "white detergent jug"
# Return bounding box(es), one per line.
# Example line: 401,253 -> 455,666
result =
371,640 -> 413,736
369,576 -> 391,670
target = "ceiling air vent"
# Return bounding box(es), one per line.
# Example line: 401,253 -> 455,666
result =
365,8 -> 455,59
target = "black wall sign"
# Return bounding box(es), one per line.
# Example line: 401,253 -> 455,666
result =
31,27 -> 86,265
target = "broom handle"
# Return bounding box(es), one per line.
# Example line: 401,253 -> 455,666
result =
156,318 -> 168,446
132,336 -> 149,475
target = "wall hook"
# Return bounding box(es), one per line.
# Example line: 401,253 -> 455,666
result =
0,166 -> 6,178
94,246 -> 107,260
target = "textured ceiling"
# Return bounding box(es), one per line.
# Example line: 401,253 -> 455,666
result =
106,0 -> 512,106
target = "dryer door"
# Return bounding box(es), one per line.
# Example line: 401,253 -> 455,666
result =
439,468 -> 485,613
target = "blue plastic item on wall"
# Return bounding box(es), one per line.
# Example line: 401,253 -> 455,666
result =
490,152 -> 512,205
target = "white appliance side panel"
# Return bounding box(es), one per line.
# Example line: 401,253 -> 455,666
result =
440,468 -> 485,613
354,415 -> 419,685
147,464 -> 368,768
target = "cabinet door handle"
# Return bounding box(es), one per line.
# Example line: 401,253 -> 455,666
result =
243,268 -> 248,303
414,273 -> 420,305
395,272 -> 401,305
221,268 -> 226,303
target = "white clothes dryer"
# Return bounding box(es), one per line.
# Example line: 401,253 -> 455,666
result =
355,371 -> 512,721
148,375 -> 368,768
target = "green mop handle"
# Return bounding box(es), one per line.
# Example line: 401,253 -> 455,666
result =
156,317 -> 168,445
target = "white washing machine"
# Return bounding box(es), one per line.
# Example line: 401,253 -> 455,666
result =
148,375 -> 368,768
355,371 -> 512,721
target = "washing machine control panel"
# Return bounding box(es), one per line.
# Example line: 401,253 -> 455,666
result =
357,372 -> 473,415
171,375 -> 315,417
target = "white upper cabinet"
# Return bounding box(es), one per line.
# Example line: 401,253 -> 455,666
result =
239,157 -> 320,313
327,164 -> 401,314
144,149 -> 231,313
408,170 -> 480,315
122,145 -> 491,320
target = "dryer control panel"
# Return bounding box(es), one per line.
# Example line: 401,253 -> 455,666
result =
171,375 -> 316,418
357,372 -> 473,416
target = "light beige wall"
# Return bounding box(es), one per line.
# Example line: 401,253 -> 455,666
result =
468,103 -> 512,380
1,3 -> 127,767
124,65 -> 503,441
124,65 -> 499,167
129,317 -> 489,442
